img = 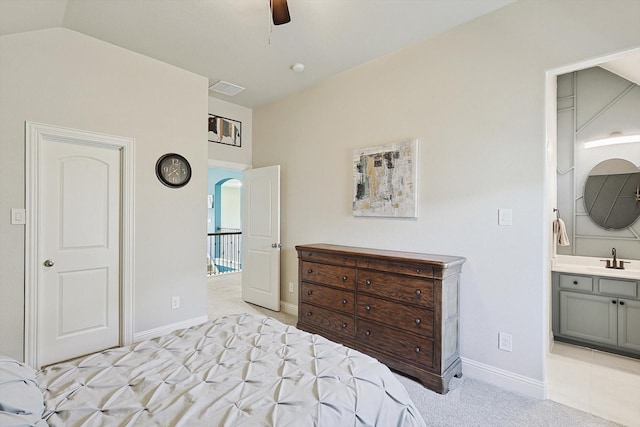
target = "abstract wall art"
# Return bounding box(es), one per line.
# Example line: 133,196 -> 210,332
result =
353,139 -> 418,218
208,114 -> 242,147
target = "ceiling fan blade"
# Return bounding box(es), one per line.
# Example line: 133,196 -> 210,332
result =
271,0 -> 291,25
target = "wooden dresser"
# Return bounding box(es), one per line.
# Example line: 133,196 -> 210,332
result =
296,243 -> 466,394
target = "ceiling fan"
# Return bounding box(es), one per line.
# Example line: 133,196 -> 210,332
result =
271,0 -> 291,25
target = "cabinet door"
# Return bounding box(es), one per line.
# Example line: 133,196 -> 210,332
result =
559,291 -> 617,346
618,299 -> 640,352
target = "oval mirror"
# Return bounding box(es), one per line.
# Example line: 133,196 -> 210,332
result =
584,158 -> 640,230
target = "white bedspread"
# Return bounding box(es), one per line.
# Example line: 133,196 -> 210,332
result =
38,313 -> 426,426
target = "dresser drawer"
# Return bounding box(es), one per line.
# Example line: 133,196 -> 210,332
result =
599,279 -> 637,298
301,283 -> 354,314
299,250 -> 356,267
358,258 -> 433,278
559,274 -> 593,292
300,303 -> 355,338
357,294 -> 433,338
301,261 -> 356,290
357,270 -> 434,307
356,320 -> 434,368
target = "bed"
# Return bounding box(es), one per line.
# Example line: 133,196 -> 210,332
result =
1,313 -> 426,426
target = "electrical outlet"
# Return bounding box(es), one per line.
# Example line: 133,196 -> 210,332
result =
288,282 -> 294,293
171,296 -> 180,309
498,332 -> 512,352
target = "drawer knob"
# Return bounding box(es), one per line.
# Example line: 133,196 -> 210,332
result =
341,322 -> 347,329
365,305 -> 371,312
365,330 -> 371,336
307,269 -> 313,274
573,280 -> 578,285
415,289 -> 421,296
342,299 -> 347,305
307,290 -> 313,296
415,347 -> 420,353
416,268 -> 421,273
307,311 -> 312,316
342,275 -> 348,281
365,279 -> 371,286
415,318 -> 421,324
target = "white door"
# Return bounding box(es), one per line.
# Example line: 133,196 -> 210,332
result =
242,165 -> 281,311
38,139 -> 121,366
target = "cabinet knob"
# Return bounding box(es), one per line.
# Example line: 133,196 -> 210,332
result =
415,347 -> 420,353
620,301 -> 625,306
307,290 -> 313,296
365,330 -> 371,336
307,311 -> 312,316
573,280 -> 578,285
342,275 -> 348,281
307,269 -> 313,274
342,299 -> 348,305
365,305 -> 371,312
415,318 -> 421,324
341,323 -> 347,329
365,279 -> 371,286
415,289 -> 421,296
612,300 -> 617,304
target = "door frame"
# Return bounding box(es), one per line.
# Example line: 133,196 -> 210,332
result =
24,122 -> 135,367
543,47 -> 640,395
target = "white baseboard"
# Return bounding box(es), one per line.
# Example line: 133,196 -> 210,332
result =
461,357 -> 545,399
133,315 -> 209,343
281,301 -> 298,317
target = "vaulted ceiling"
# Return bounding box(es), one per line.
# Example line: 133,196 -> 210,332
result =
1,1 -> 637,108
0,0 -> 518,107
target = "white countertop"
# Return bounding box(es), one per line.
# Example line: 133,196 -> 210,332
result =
552,255 -> 640,280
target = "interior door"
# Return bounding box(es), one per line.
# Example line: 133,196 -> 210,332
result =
38,138 -> 121,366
241,165 -> 281,311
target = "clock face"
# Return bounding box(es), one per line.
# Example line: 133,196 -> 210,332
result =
156,153 -> 192,188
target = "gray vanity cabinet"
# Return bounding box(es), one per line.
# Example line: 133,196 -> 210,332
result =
559,292 -> 617,346
619,299 -> 640,352
552,272 -> 640,358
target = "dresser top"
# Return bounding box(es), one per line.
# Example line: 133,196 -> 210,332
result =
296,243 -> 466,268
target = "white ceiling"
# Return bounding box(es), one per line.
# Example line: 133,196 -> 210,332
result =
0,0 -> 518,108
1,0 -> 637,108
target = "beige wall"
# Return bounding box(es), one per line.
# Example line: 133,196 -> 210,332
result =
0,28 -> 209,360
253,0 -> 640,390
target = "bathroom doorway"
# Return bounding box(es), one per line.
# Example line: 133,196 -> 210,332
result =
544,47 -> 640,426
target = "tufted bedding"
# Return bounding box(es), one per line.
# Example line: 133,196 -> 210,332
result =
34,313 -> 426,426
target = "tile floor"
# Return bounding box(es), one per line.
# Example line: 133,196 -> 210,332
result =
547,341 -> 640,427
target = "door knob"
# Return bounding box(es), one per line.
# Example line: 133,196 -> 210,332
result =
44,259 -> 55,267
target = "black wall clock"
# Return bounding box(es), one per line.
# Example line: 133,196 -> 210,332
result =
156,153 -> 192,188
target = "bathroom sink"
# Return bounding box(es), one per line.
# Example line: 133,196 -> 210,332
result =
552,255 -> 640,280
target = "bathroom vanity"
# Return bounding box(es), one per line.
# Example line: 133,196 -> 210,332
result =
552,257 -> 640,358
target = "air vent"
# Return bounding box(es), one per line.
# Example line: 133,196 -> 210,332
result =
209,80 -> 245,96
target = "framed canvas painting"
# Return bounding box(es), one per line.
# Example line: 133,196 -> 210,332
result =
353,139 -> 418,218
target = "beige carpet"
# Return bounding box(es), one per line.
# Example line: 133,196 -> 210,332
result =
207,272 -> 296,325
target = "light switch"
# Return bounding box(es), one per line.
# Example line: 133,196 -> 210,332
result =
498,208 -> 512,226
11,208 -> 26,225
